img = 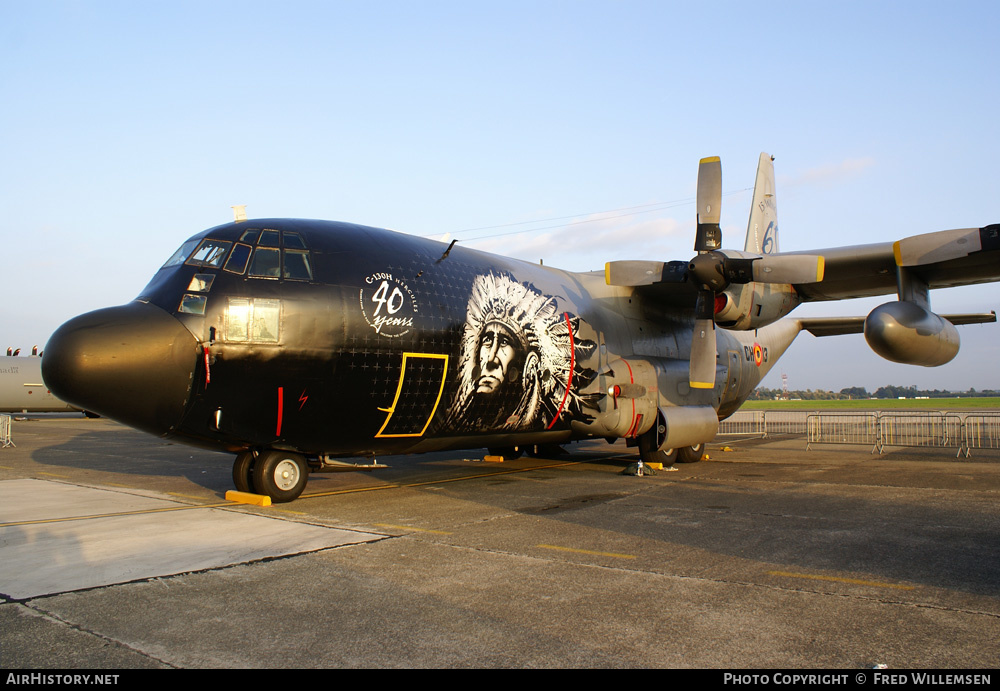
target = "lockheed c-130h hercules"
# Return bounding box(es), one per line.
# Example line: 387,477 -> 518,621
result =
41,154 -> 1000,503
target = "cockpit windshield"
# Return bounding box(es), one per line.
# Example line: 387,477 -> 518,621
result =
186,239 -> 233,268
161,239 -> 200,269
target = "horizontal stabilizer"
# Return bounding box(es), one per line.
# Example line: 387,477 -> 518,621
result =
799,311 -> 996,337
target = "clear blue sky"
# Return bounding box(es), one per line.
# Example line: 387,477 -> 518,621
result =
2,1 -> 998,392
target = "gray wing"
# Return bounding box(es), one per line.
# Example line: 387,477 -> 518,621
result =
791,224 -> 1000,302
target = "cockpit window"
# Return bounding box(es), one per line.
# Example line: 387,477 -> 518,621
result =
187,274 -> 216,292
239,229 -> 261,244
259,229 -> 280,247
283,250 -> 313,280
161,239 -> 200,268
248,247 -> 281,278
186,239 -> 233,268
284,232 -> 307,249
224,243 -> 252,274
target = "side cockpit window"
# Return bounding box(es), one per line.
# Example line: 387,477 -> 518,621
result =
225,297 -> 280,343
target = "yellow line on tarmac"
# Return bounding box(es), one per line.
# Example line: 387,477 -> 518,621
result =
374,523 -> 453,535
537,544 -> 637,560
768,570 -> 915,590
0,501 -> 236,528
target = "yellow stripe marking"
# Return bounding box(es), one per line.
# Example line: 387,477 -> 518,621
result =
768,570 -> 914,590
700,156 -> 721,164
690,381 -> 714,389
38,472 -> 69,478
537,544 -> 637,560
375,352 -> 449,438
168,492 -> 214,501
893,240 -> 903,266
374,523 -> 452,535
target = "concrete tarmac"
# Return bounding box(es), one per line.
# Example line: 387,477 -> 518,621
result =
1,415 -> 998,669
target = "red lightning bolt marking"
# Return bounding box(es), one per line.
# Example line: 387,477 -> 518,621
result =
299,389 -> 308,410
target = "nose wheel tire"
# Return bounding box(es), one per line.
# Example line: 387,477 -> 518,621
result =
252,450 -> 309,503
232,451 -> 256,493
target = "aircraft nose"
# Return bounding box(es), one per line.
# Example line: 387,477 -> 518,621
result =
42,301 -> 200,436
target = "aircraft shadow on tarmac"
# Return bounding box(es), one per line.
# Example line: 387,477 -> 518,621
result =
25,421 -> 1000,601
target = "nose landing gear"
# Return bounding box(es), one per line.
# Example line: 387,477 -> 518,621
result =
231,450 -> 309,503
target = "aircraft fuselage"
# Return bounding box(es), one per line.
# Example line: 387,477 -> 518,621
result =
43,219 -> 788,462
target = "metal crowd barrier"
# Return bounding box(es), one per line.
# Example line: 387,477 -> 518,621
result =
0,414 -> 13,448
878,413 -> 964,454
717,410 -> 859,440
716,410 -> 765,437
718,409 -> 999,457
807,413 -> 880,452
961,414 -> 1000,457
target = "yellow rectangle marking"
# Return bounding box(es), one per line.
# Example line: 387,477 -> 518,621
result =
374,523 -> 452,535
767,570 -> 914,590
537,544 -> 636,560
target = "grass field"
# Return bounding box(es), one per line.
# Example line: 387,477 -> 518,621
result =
741,397 -> 1000,411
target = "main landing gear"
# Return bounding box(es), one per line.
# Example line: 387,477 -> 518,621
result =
231,450 -> 310,503
637,425 -> 706,468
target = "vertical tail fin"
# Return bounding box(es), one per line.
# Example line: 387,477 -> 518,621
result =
745,152 -> 778,255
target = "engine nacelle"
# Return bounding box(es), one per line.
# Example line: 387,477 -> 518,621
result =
653,405 -> 719,451
715,280 -> 801,331
864,301 -> 960,366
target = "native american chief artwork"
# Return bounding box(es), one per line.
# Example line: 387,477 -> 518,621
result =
440,272 -> 597,432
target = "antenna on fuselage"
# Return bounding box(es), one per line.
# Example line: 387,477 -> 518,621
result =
231,205 -> 247,222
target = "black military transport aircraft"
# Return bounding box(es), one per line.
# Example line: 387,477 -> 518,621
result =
42,154 -> 999,502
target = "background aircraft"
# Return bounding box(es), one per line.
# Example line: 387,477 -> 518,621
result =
40,154 -> 998,502
1,352 -> 78,414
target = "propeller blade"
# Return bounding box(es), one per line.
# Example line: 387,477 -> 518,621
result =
689,290 -> 717,389
605,260 -> 664,286
695,156 -> 722,252
750,254 -> 824,284
604,260 -> 688,287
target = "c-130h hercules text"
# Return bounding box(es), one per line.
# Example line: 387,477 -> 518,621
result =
42,154 -> 999,502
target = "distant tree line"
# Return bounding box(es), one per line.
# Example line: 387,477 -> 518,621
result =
750,385 -> 998,401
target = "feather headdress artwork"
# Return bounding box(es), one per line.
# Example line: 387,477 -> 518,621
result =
440,272 -> 596,432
